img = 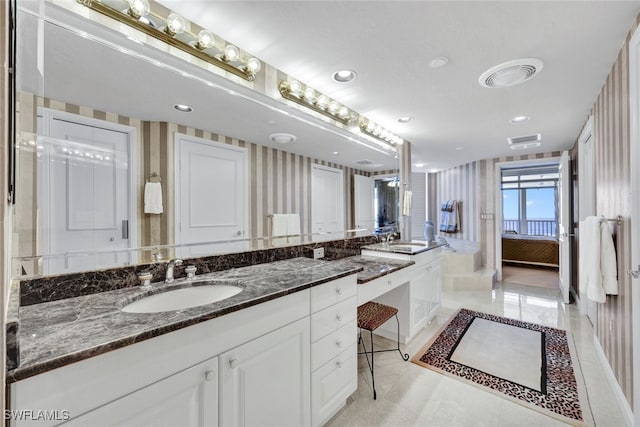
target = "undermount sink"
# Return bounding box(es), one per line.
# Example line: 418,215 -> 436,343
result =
122,283 -> 243,313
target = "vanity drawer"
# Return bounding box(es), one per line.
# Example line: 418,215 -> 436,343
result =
311,296 -> 357,341
357,267 -> 412,306
311,322 -> 357,371
311,344 -> 357,427
310,275 -> 357,313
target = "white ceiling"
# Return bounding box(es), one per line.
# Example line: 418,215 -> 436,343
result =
156,0 -> 640,171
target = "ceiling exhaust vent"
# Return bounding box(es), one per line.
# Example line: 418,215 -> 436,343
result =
479,58 -> 544,88
355,159 -> 375,165
508,133 -> 542,150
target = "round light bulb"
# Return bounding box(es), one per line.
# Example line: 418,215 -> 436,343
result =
196,30 -> 215,50
246,57 -> 261,73
374,125 -> 382,136
338,106 -> 349,118
165,13 -> 186,36
366,121 -> 375,132
289,80 -> 302,95
381,129 -> 389,140
328,101 -> 340,113
304,87 -> 316,102
316,95 -> 329,108
128,0 -> 150,19
223,45 -> 240,62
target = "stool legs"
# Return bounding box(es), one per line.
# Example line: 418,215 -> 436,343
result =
358,314 -> 409,400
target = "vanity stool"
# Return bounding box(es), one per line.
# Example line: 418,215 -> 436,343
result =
357,301 -> 410,400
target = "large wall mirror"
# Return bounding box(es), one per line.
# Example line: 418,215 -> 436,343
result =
12,1 -> 399,277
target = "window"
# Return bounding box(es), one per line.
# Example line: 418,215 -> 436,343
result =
501,165 -> 558,236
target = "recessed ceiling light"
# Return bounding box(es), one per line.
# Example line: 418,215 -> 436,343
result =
173,104 -> 193,112
332,69 -> 357,83
429,169 -> 439,173
269,133 -> 296,144
332,151 -> 339,155
396,116 -> 414,123
429,56 -> 449,68
415,163 -> 424,168
266,119 -> 277,125
510,115 -> 531,123
455,146 -> 464,150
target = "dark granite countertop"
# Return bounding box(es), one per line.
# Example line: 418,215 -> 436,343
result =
361,240 -> 444,255
8,258 -> 362,383
329,255 -> 415,284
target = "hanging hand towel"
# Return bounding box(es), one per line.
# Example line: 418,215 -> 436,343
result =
144,182 -> 163,214
599,220 -> 619,296
402,190 -> 413,216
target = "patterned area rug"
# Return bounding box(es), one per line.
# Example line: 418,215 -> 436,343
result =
412,308 -> 592,426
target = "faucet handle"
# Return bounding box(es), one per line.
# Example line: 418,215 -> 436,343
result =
138,271 -> 153,287
185,265 -> 197,279
174,259 -> 184,266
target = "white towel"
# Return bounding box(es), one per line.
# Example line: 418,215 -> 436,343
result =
402,191 -> 413,216
144,182 -> 163,214
599,220 -> 619,296
580,216 -> 618,303
270,214 -> 301,245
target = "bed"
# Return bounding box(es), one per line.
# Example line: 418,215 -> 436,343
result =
501,234 -> 559,267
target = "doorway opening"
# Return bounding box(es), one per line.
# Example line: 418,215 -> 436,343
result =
497,161 -> 564,293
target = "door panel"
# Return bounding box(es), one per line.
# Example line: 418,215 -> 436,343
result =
353,175 -> 374,234
558,151 -> 571,304
311,165 -> 344,240
176,134 -> 248,257
44,116 -> 131,274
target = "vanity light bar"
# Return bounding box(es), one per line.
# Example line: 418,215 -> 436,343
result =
278,80 -> 358,126
359,118 -> 404,147
77,0 -> 262,82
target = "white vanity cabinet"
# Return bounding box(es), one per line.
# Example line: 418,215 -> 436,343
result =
219,317 -> 310,427
63,357 -> 219,427
9,275 -> 359,427
359,247 -> 442,343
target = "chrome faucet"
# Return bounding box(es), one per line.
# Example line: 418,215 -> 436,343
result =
165,258 -> 183,283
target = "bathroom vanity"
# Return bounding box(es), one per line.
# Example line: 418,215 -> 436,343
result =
8,259 -> 361,427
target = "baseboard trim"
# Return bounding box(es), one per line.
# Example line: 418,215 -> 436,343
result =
592,335 -> 634,426
570,287 -> 584,315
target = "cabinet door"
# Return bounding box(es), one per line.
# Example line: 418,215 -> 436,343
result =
220,317 -> 311,427
426,260 -> 442,320
63,357 -> 218,427
410,265 -> 429,335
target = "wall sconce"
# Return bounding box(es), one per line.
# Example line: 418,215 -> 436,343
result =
77,0 -> 262,81
359,118 -> 404,147
278,80 -> 358,126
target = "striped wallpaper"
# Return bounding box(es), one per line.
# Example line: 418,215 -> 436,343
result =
433,162 -> 479,242
585,13 -> 639,407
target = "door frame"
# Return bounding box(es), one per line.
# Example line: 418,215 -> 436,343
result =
577,116 -> 597,321
38,108 -> 138,268
353,174 -> 375,234
173,133 -> 249,253
628,23 -> 640,427
494,156 -> 561,283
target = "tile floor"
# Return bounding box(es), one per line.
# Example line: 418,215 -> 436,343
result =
326,281 -> 626,427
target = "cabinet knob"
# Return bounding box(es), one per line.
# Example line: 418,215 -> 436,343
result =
335,341 -> 342,348
335,314 -> 342,322
335,288 -> 342,295
229,359 -> 239,369
336,361 -> 342,369
205,370 -> 215,381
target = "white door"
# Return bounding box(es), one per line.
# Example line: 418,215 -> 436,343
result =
311,164 -> 344,240
175,134 -> 248,257
628,24 -> 640,427
353,174 -> 374,235
578,117 -> 597,323
558,151 -> 571,304
219,317 -> 311,427
63,357 -> 218,427
41,114 -> 135,274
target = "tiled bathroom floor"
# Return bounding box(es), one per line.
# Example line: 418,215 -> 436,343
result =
326,282 -> 627,427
